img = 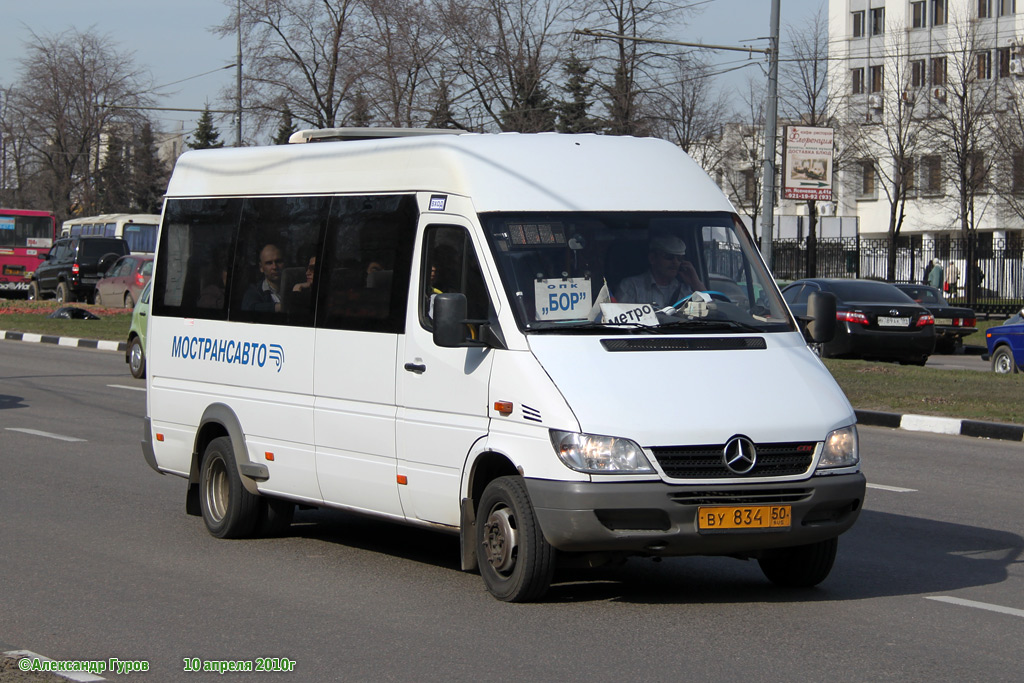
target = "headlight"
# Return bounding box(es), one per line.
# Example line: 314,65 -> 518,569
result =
819,425 -> 859,468
549,430 -> 655,474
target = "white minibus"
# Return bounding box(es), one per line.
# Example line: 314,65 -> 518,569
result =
61,213 -> 160,254
143,131 -> 863,602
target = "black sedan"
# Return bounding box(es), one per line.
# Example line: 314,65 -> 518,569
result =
894,284 -> 977,354
781,278 -> 936,365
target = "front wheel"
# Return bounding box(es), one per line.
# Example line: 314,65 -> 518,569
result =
199,436 -> 259,538
992,346 -> 1018,374
128,337 -> 146,379
758,537 -> 838,588
476,476 -> 555,602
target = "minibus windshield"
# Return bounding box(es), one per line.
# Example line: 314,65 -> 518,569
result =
481,212 -> 794,333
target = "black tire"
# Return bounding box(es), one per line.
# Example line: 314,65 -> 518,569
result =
199,436 -> 260,539
124,292 -> 135,309
27,281 -> 40,301
56,281 -> 73,303
992,346 -> 1018,375
476,476 -> 555,602
257,498 -> 295,536
128,337 -> 146,379
758,537 -> 838,588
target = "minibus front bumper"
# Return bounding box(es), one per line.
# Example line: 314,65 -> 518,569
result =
525,474 -> 865,556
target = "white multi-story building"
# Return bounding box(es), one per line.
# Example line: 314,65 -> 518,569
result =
828,0 -> 1024,259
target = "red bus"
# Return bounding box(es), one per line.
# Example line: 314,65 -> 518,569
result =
0,208 -> 58,297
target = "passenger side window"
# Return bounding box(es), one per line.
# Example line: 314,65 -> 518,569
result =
230,196 -> 329,326
419,225 -> 491,332
318,195 -> 417,333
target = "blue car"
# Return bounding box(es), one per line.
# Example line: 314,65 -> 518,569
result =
984,309 -> 1024,374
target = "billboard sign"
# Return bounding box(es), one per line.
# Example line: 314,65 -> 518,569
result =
783,126 -> 834,201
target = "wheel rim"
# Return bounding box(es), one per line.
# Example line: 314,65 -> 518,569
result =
482,505 -> 518,575
125,294 -> 134,309
56,286 -> 65,303
129,342 -> 144,374
202,455 -> 229,524
995,352 -> 1013,374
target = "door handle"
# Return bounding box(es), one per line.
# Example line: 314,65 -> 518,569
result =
404,362 -> 426,374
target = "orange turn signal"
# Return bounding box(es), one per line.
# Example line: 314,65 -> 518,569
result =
397,474 -> 408,485
494,401 -> 514,415
155,433 -> 165,442
265,452 -> 275,461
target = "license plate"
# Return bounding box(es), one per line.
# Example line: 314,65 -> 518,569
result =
697,505 -> 791,531
877,316 -> 910,327
934,317 -> 952,325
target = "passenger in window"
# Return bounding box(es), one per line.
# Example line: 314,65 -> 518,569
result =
287,254 -> 317,312
242,243 -> 286,312
615,233 -> 705,308
197,262 -> 227,309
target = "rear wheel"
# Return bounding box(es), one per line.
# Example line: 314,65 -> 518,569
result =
992,346 -> 1018,374
758,537 -> 838,588
476,476 -> 555,602
55,281 -> 73,303
124,292 -> 135,309
27,281 -> 40,301
199,436 -> 259,538
128,337 -> 146,379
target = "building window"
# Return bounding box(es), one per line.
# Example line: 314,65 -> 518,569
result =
1012,152 -> 1024,193
852,11 -> 865,38
870,65 -> 884,92
911,60 -> 927,87
860,160 -> 876,196
871,7 -> 885,35
968,151 -> 987,190
998,0 -> 1015,16
852,68 -> 865,94
933,0 -> 948,25
921,155 -> 943,194
999,47 -> 1013,77
932,57 -> 947,86
978,51 -> 992,79
979,0 -> 991,18
740,169 -> 756,202
913,1 -> 927,27
900,158 -> 916,194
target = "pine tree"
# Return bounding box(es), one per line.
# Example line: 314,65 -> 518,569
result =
349,93 -> 372,127
557,52 -> 597,134
131,122 -> 168,213
272,105 -> 297,145
96,133 -> 132,212
188,107 -> 225,150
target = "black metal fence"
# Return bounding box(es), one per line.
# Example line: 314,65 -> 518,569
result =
770,235 -> 1024,315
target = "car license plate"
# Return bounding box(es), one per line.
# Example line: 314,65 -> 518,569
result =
697,505 -> 791,531
877,316 -> 910,327
934,317 -> 952,325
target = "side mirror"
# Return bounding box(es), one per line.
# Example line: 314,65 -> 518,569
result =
806,291 -> 837,343
433,293 -> 469,348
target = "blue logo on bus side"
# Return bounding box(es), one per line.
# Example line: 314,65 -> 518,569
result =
171,336 -> 285,373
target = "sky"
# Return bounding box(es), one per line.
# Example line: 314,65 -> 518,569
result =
0,0 -> 825,142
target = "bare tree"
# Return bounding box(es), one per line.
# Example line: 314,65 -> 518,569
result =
649,54 -> 728,156
439,0 -> 575,132
7,28 -> 152,221
840,19 -> 924,282
924,11 -> 1000,301
218,0 -> 362,136
715,78 -> 767,243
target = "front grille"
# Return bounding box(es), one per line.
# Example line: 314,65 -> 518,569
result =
668,488 -> 814,506
651,441 -> 815,479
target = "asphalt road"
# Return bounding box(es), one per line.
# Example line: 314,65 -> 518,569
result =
1,341 -> 1022,682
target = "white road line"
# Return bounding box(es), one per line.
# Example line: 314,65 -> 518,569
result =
5,428 -> 86,442
107,383 -> 146,392
867,483 -> 917,492
927,596 -> 1024,619
2,650 -> 107,681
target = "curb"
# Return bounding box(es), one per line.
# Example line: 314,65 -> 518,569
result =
856,409 -> 1024,442
1,330 -> 126,352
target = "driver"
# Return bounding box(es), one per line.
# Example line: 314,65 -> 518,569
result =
615,233 -> 704,308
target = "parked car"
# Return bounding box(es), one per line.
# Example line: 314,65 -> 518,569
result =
29,236 -> 131,303
95,254 -> 154,308
894,283 -> 977,354
125,280 -> 152,379
982,307 -> 1024,374
782,278 -> 936,365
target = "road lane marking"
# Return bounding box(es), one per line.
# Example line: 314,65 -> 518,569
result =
107,384 -> 146,392
927,596 -> 1024,619
867,483 -> 917,492
5,428 -> 86,442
